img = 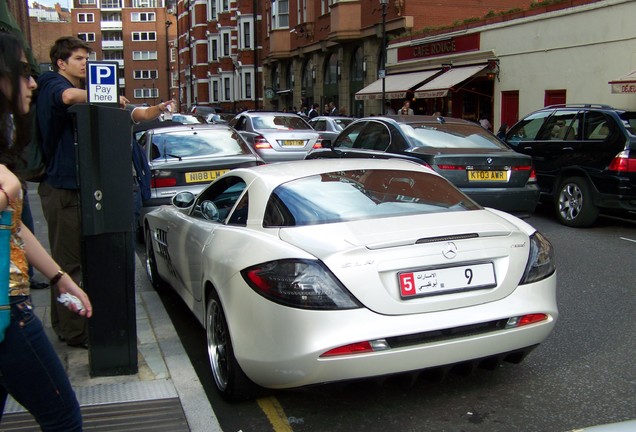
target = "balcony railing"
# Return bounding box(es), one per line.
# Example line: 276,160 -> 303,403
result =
101,21 -> 123,30
102,40 -> 124,49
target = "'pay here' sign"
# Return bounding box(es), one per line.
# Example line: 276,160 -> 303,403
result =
87,62 -> 120,107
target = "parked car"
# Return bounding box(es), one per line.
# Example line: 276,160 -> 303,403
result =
190,105 -> 223,117
170,113 -> 206,124
143,158 -> 557,401
134,123 -> 263,231
505,104 -> 636,227
306,115 -> 539,216
206,112 -> 235,124
229,111 -> 323,162
307,115 -> 355,147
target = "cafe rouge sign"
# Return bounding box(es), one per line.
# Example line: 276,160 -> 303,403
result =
398,33 -> 480,62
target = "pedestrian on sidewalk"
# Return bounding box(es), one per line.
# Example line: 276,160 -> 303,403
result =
0,31 -> 92,431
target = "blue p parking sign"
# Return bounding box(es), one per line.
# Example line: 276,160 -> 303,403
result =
87,61 -> 119,106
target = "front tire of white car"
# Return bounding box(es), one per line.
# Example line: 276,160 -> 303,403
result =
206,289 -> 258,401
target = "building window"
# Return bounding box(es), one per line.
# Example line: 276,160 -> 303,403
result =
100,0 -> 121,7
222,0 -> 229,12
79,0 -> 96,4
240,20 -> 252,49
272,0 -> 289,28
170,47 -> 176,62
212,79 -> 220,102
78,33 -> 95,42
131,12 -> 156,22
209,37 -> 219,62
102,31 -> 122,41
132,32 -> 157,42
171,71 -> 178,89
207,0 -> 217,20
221,32 -> 230,57
134,87 -> 159,99
133,51 -> 158,60
103,51 -> 123,60
223,77 -> 231,101
132,0 -> 158,7
244,71 -> 252,99
134,70 -> 159,79
101,12 -> 121,21
77,13 -> 94,23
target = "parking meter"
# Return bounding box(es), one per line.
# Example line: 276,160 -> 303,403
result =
69,103 -> 137,376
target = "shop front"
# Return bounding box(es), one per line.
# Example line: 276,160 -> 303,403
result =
386,33 -> 498,122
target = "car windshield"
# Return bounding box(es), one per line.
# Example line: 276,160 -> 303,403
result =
263,169 -> 479,227
399,123 -> 508,149
151,129 -> 252,160
253,115 -> 310,130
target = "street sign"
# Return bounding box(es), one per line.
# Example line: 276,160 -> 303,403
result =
87,61 -> 119,107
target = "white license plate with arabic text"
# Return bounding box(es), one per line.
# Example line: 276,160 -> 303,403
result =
399,263 -> 496,298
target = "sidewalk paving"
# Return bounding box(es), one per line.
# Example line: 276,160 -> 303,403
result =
0,186 -> 222,431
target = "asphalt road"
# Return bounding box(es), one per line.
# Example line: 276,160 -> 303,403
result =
153,203 -> 636,432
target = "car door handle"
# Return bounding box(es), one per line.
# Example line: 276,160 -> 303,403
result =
523,146 -> 532,151
562,147 -> 574,151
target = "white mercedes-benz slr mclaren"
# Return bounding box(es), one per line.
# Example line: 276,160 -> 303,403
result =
143,158 -> 557,401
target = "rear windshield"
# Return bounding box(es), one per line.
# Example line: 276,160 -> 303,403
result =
399,123 -> 508,150
618,112 -> 636,135
252,115 -> 310,130
150,129 -> 252,160
263,169 -> 479,227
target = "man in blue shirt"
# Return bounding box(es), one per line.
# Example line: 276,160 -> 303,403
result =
36,37 -> 173,348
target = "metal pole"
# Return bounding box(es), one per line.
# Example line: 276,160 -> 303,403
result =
253,0 -> 259,110
380,0 -> 387,114
165,20 -> 172,101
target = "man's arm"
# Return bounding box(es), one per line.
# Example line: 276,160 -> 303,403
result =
131,99 -> 176,123
61,88 -> 88,106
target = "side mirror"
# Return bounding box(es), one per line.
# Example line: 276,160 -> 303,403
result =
172,191 -> 196,209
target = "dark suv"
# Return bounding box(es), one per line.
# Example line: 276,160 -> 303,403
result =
505,104 -> 636,227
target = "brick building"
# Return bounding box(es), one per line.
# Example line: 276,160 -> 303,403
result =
175,0 -> 538,115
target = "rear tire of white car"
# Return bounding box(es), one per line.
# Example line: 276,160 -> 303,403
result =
555,177 -> 599,227
145,227 -> 168,292
206,289 -> 258,401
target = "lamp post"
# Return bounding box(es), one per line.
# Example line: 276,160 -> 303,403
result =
165,20 -> 172,101
380,0 -> 387,114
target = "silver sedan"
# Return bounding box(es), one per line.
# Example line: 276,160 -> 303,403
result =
229,111 -> 323,162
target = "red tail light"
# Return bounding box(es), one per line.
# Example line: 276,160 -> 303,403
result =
512,165 -> 537,182
254,136 -> 272,149
151,177 -> 177,188
608,151 -> 636,172
313,137 -> 323,149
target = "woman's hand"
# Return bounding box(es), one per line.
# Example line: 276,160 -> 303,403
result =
57,275 -> 93,318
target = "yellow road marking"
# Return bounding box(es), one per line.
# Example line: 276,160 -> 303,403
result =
257,396 -> 293,432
